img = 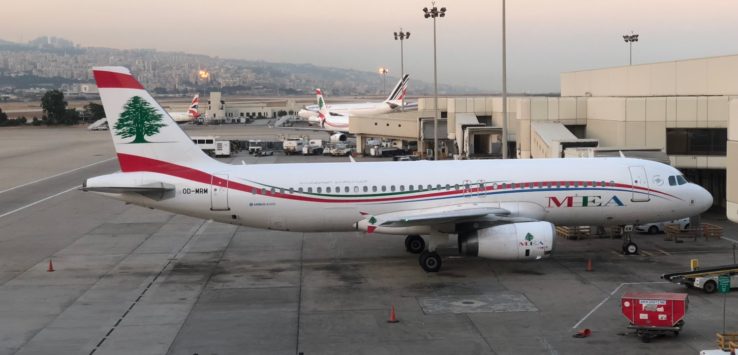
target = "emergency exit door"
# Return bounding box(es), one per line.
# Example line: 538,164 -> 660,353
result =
210,173 -> 230,210
628,166 -> 650,202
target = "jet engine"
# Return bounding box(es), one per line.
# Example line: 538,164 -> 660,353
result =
458,221 -> 555,260
330,133 -> 347,142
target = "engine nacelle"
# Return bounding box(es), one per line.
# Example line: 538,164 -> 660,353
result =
458,221 -> 555,260
330,133 -> 347,143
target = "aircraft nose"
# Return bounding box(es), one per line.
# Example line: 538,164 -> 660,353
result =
692,184 -> 713,213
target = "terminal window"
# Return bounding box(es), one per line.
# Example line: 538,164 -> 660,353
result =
666,128 -> 727,156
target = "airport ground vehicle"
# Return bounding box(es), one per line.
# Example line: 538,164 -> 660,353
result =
621,292 -> 688,342
84,67 -> 713,272
324,143 -> 352,156
662,263 -> 738,293
635,217 -> 690,234
214,140 -> 230,157
302,139 -> 324,155
282,138 -> 304,155
692,274 -> 738,293
248,140 -> 262,155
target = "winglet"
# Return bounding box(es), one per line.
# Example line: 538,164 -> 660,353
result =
349,155 -> 356,163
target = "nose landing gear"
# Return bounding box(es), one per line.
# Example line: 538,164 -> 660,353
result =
622,225 -> 639,255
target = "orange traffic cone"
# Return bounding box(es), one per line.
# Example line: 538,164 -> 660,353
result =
47,259 -> 55,272
387,305 -> 399,323
586,258 -> 593,272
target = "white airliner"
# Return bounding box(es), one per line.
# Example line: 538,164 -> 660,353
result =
84,67 -> 713,272
168,94 -> 201,123
297,74 -> 412,121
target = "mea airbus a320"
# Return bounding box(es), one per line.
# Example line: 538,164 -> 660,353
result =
84,67 -> 713,272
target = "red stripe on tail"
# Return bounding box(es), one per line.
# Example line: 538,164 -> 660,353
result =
93,70 -> 145,89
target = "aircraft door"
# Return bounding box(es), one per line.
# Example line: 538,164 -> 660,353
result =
628,166 -> 650,202
211,173 -> 230,210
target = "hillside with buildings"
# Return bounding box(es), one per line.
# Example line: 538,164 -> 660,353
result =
0,37 -> 480,99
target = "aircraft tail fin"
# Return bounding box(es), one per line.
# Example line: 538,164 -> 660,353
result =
385,74 -> 409,102
316,88 -> 330,128
188,94 -> 200,119
92,66 -> 217,172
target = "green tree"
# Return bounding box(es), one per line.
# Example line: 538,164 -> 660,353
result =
83,102 -> 105,122
61,108 -> 80,125
114,96 -> 166,143
40,90 -> 67,124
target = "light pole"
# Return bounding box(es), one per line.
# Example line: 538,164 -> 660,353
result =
378,67 -> 389,93
423,2 -> 446,160
394,29 -> 410,111
501,0 -> 508,159
623,32 -> 639,65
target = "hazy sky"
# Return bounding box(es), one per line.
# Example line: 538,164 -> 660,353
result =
5,0 -> 738,92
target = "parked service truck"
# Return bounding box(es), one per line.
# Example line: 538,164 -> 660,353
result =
302,139 -> 324,155
283,138 -> 304,155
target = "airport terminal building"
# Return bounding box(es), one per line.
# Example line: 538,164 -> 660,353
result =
346,54 -> 738,211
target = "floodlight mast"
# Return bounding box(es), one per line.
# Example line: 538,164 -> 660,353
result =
423,3 -> 446,160
623,32 -> 639,65
394,28 -> 410,111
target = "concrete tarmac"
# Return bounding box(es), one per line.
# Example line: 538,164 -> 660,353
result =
0,126 -> 737,355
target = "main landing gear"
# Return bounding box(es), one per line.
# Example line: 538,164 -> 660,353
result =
419,251 -> 442,272
405,234 -> 446,272
405,235 -> 425,254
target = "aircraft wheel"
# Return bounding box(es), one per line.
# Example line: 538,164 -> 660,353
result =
419,251 -> 442,273
405,235 -> 425,254
624,242 -> 639,255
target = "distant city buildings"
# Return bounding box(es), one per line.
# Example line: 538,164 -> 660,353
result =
0,37 -> 473,100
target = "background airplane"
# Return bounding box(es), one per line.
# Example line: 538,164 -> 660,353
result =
85,67 -> 713,273
297,74 -> 412,121
168,94 -> 201,123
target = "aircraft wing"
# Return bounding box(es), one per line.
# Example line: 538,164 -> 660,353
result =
357,203 -> 540,233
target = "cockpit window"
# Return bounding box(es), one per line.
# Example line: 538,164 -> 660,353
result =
676,175 -> 687,185
668,176 -> 677,186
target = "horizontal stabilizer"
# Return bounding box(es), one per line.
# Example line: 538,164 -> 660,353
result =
81,182 -> 175,194
82,172 -> 176,200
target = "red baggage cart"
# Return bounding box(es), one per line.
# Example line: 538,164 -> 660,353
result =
621,292 -> 688,342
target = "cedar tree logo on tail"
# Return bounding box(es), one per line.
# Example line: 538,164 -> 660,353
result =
114,96 -> 166,143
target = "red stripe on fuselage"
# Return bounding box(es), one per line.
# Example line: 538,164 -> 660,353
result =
115,153 -> 680,204
93,70 -> 145,89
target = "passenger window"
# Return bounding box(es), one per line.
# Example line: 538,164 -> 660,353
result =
400,185 -> 405,192
298,187 -> 303,193
390,185 -> 396,192
307,187 -> 313,193
354,186 -> 359,193
363,186 -> 368,192
382,185 -> 386,192
317,187 -> 322,193
345,186 -> 350,193
445,184 -> 451,191
270,187 -> 276,194
326,187 -> 331,193
289,188 -> 294,194
335,186 -> 340,193
428,184 -> 433,190
372,186 -> 377,192
409,185 -> 415,191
